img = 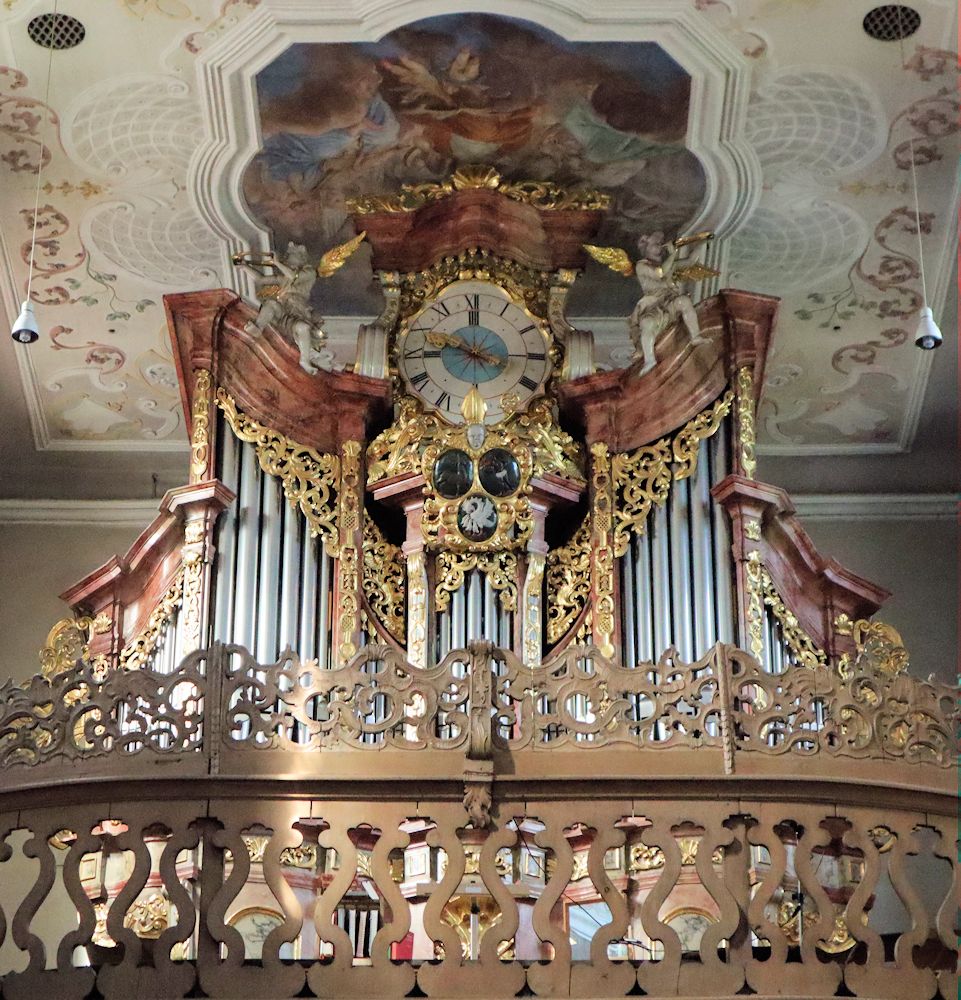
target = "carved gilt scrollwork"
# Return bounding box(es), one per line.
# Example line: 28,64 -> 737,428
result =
337,441 -> 362,663
216,388 -> 340,552
611,390 -> 732,557
347,163 -> 609,216
736,366 -> 757,479
761,567 -> 828,669
189,368 -> 212,482
545,517 -> 591,645
117,568 -> 184,670
363,518 -> 406,643
835,615 -> 909,678
435,551 -> 517,613
39,613 -> 112,679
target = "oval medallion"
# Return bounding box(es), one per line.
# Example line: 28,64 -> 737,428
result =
433,449 -> 473,499
478,448 -> 521,497
457,494 -> 498,542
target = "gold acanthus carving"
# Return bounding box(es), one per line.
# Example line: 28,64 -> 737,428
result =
337,441 -> 362,663
610,390 -> 732,557
435,551 -> 517,613
242,835 -> 319,870
39,613 -> 112,679
835,615 -> 909,678
761,567 -> 828,669
123,891 -> 169,940
347,163 -> 609,216
522,553 -> 546,666
362,518 -> 406,643
627,839 -> 723,873
590,442 -> 616,659
736,366 -> 757,479
545,517 -> 591,645
180,517 -> 207,655
117,567 -> 185,670
406,550 -> 428,669
745,550 -> 765,661
397,247 -> 553,322
216,388 -> 340,552
189,368 -> 212,482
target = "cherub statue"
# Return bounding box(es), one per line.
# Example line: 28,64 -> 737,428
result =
232,232 -> 366,374
584,231 -> 718,375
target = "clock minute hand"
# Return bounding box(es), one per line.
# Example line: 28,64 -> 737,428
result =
425,330 -> 505,368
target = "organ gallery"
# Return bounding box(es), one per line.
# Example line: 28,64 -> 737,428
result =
0,11 -> 957,1000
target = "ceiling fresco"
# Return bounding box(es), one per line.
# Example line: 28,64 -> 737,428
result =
0,0 -> 956,474
242,14 -> 706,315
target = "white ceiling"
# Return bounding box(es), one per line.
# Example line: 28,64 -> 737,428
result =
0,0 -> 957,500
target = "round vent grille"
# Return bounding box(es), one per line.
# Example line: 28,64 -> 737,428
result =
27,12 -> 85,50
862,5 -> 920,41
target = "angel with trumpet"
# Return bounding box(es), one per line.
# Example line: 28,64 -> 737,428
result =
232,232 -> 366,374
584,231 -> 718,375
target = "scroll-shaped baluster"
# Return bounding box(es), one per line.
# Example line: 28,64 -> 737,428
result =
845,817 -> 937,999
569,806 -> 633,998
525,804 -> 574,996
839,814 -> 886,990
152,818 -> 201,995
4,820 -> 59,999
744,808 -> 789,994
96,814 -> 153,999
791,811 -> 842,996
635,808 -> 683,996
312,812 -> 358,977
307,804 -> 415,998
476,818 -> 522,977
417,806 -> 467,995
930,816 -> 960,1000
684,811 -> 740,996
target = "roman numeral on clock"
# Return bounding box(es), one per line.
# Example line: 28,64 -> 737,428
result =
410,371 -> 429,388
519,375 -> 538,391
466,294 -> 480,326
436,392 -> 451,410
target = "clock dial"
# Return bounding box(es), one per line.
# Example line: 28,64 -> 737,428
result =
397,280 -> 551,423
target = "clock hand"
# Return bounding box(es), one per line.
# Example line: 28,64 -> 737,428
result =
425,330 -> 505,368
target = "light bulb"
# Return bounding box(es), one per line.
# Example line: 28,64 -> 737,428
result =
914,306 -> 942,351
10,300 -> 38,344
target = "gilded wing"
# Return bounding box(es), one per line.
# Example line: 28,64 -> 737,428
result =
582,243 -> 634,277
316,231 -> 367,278
673,262 -> 720,283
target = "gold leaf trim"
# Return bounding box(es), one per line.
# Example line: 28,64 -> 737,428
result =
216,388 -> 340,552
435,551 -> 517,613
761,567 -> 828,669
736,366 -> 757,479
545,517 -> 591,645
118,567 -> 185,670
39,613 -> 112,679
348,164 -> 609,215
362,518 -> 406,643
835,615 -> 909,678
189,368 -> 212,482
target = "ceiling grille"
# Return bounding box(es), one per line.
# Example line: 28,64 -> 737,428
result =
27,12 -> 85,50
862,5 -> 920,41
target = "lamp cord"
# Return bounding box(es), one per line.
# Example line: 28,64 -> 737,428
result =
896,6 -> 929,308
24,1 -> 59,306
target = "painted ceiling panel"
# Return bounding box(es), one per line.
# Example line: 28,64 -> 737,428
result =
0,0 -> 956,467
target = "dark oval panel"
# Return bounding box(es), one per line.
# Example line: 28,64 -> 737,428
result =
433,448 -> 473,499
478,448 -> 521,497
457,494 -> 498,542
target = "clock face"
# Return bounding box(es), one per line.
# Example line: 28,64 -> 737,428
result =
397,280 -> 551,423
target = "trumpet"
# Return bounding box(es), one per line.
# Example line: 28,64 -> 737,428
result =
672,230 -> 714,249
231,249 -> 278,268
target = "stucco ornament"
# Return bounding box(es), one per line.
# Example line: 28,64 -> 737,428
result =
232,233 -> 365,374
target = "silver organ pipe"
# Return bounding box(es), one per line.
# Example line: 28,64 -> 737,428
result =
255,473 -> 282,663
709,426 -> 735,644
212,414 -> 336,668
618,420 -> 737,665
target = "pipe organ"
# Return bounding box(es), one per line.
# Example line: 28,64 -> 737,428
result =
3,166 -> 956,1000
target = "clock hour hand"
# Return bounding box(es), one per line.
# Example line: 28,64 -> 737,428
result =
425,330 -> 505,368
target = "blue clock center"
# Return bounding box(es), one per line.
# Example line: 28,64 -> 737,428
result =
440,325 -> 509,385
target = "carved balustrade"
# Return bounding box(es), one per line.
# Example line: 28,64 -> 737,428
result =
0,642 -> 956,998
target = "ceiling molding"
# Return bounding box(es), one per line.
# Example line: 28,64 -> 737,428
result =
0,498 -> 159,527
791,493 -> 958,521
